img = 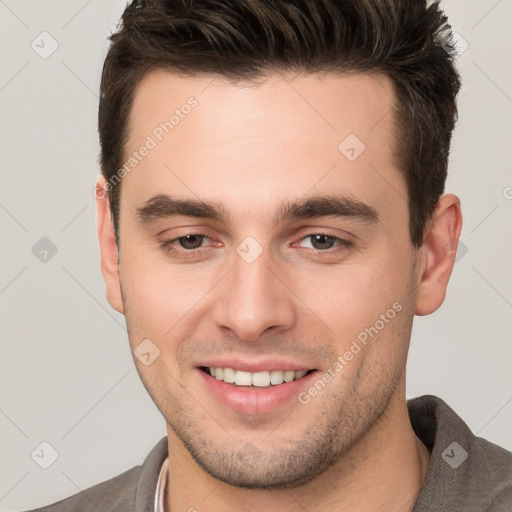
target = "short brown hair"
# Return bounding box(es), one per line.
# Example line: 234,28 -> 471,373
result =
99,0 -> 461,247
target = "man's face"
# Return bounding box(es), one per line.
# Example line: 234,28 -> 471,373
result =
114,70 -> 421,487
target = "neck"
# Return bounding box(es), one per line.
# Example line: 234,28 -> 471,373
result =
165,383 -> 430,512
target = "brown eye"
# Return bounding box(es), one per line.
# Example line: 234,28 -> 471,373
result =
309,234 -> 337,250
294,233 -> 353,256
177,234 -> 206,250
159,232 -> 218,258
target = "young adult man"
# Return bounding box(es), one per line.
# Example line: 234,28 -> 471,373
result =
25,1 -> 512,510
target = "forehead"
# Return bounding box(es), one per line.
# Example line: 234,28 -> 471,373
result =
128,69 -> 396,144
122,70 -> 405,223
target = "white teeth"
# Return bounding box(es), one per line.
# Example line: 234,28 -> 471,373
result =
252,371 -> 270,387
223,367 -> 236,383
234,370 -> 252,386
270,370 -> 284,385
283,370 -> 295,383
207,367 -> 311,387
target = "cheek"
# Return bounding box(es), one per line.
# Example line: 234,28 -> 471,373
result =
120,248 -> 213,341
291,254 -> 407,342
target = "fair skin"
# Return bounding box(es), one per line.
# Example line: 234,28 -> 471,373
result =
96,70 -> 462,511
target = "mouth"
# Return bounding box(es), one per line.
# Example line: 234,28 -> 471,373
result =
195,359 -> 320,414
199,366 -> 316,388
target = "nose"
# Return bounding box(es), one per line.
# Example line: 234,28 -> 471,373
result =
212,247 -> 297,342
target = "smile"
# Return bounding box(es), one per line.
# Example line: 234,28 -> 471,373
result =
201,367 -> 313,387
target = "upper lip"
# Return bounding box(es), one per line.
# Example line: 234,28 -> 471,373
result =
196,358 -> 316,373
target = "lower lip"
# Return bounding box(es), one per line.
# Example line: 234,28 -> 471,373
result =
196,368 -> 318,415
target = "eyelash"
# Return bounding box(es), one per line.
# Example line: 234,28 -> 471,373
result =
158,232 -> 353,258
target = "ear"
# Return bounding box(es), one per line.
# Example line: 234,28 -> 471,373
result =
95,176 -> 124,314
414,194 -> 463,316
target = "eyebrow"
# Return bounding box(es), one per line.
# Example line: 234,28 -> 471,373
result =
136,194 -> 380,227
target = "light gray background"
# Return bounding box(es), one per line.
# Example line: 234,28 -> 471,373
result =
1,1 -> 511,510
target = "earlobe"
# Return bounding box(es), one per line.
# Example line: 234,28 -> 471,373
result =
414,194 -> 463,316
96,176 -> 124,314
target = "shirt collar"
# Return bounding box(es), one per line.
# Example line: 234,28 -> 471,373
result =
154,456 -> 169,512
